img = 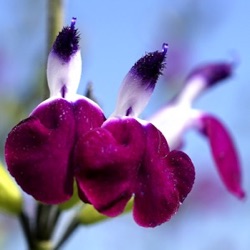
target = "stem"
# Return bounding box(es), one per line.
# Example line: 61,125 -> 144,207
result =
46,206 -> 61,238
54,216 -> 80,250
35,203 -> 53,241
45,0 -> 64,98
19,211 -> 34,249
47,0 -> 64,48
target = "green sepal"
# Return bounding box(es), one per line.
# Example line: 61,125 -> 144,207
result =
58,182 -> 80,210
0,162 -> 22,215
78,198 -> 134,225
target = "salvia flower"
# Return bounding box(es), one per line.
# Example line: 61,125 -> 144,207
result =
5,18 -> 195,227
149,62 -> 245,199
5,18 -> 106,204
74,43 -> 195,227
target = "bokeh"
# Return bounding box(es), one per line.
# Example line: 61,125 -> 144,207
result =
0,0 -> 249,249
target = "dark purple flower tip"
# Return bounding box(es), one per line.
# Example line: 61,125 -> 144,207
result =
52,17 -> 80,61
112,44 -> 168,117
186,62 -> 233,87
74,118 -> 146,216
131,43 -> 168,88
199,114 -> 245,199
5,97 -> 106,204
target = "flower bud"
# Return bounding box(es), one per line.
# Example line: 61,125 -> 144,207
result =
0,162 -> 22,215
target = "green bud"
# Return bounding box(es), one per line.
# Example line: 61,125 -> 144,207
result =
0,162 -> 22,215
58,182 -> 80,210
78,198 -> 134,225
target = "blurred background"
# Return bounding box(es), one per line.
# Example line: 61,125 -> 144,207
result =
0,0 -> 250,249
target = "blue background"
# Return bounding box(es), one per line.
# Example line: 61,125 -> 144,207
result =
0,0 -> 249,249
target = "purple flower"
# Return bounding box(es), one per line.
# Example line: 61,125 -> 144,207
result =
74,44 -> 195,227
150,62 -> 245,199
5,18 -> 105,204
5,19 -> 195,227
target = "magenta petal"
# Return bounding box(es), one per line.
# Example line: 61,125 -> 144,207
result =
74,118 -> 146,216
200,114 -> 245,199
5,99 -> 76,204
167,150 -> 195,202
133,123 -> 195,227
73,98 -> 105,134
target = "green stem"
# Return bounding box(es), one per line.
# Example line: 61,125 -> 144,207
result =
54,216 -> 80,250
19,211 -> 34,249
45,0 -> 64,98
35,203 -> 54,241
46,206 -> 61,238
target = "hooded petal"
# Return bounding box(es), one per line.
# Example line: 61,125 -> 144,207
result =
74,117 -> 146,216
47,18 -> 82,98
112,43 -> 168,117
133,123 -> 195,227
175,62 -> 233,106
186,62 -> 233,87
5,99 -> 76,204
198,114 -> 245,199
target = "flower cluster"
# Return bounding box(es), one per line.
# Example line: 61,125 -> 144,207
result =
4,18 -> 195,227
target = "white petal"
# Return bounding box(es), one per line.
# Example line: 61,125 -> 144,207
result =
47,50 -> 82,98
149,104 -> 201,150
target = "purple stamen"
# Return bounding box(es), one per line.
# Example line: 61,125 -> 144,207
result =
61,85 -> 67,98
71,17 -> 77,29
162,43 -> 168,54
125,107 -> 133,116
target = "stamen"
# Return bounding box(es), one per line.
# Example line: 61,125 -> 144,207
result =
61,85 -> 67,98
71,17 -> 77,29
162,43 -> 168,54
125,107 -> 133,116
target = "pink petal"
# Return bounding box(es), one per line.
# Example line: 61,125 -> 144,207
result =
133,123 -> 195,227
74,118 -> 146,216
200,114 -> 245,199
5,99 -> 76,204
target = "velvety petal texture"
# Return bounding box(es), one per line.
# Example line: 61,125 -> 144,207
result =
133,123 -> 195,227
74,118 -> 146,216
5,99 -> 75,203
74,118 -> 195,227
5,98 -> 105,204
199,114 -> 245,199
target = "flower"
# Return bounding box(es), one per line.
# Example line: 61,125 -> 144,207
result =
5,18 -> 106,204
74,43 -> 195,227
149,62 -> 245,199
5,18 -> 195,227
